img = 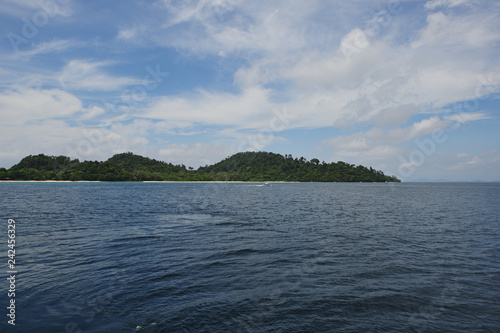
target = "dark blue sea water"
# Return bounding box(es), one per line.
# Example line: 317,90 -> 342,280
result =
0,182 -> 499,333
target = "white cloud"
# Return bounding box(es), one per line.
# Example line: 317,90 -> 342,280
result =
144,86 -> 276,128
94,1 -> 500,135
157,142 -> 238,168
445,112 -> 490,123
387,116 -> 450,142
334,145 -> 402,161
1,0 -> 42,11
223,6 -> 499,131
412,11 -> 500,49
14,39 -> 84,59
80,106 -> 106,120
425,0 -> 471,10
117,26 -> 150,42
0,0 -> 73,18
144,0 -> 397,60
0,88 -> 155,167
58,60 -> 140,91
323,117 -> 449,152
0,117 -> 172,168
0,120 -> 93,168
158,0 -> 315,54
321,116 -> 453,174
448,150 -> 500,180
0,88 -> 81,126
117,27 -> 138,40
447,154 -> 483,170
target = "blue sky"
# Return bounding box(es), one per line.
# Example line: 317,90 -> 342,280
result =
0,0 -> 499,181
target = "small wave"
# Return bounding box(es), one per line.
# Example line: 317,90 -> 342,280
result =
136,322 -> 157,331
109,235 -> 162,244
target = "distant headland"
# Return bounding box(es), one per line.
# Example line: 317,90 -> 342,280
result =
0,152 -> 400,182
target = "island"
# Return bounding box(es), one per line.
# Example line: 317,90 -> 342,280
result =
0,152 -> 400,182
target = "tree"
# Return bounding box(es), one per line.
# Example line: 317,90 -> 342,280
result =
5,151 -> 400,182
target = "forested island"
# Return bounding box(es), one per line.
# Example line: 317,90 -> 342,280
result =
0,152 -> 400,182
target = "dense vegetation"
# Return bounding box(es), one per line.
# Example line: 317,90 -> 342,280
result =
0,153 -> 206,182
198,152 -> 400,182
0,152 -> 400,182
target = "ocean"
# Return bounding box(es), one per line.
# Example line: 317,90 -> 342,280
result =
0,182 -> 499,332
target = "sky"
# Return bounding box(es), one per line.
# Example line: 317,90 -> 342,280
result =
0,0 -> 499,181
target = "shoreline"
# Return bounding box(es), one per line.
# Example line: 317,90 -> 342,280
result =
0,180 -> 299,183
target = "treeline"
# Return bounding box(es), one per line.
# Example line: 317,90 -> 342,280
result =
0,152 -> 400,182
198,152 -> 400,182
0,153 -> 207,182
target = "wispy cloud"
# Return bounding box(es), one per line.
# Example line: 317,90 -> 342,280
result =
424,0 -> 471,10
14,39 -> 85,59
320,116 -> 455,173
323,116 -> 451,153
58,60 -> 141,91
0,0 -> 73,18
447,153 -> 483,170
445,112 -> 490,123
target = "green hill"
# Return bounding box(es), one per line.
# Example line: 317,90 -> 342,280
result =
0,151 -> 400,182
197,151 -> 399,182
104,152 -> 208,181
0,153 -> 201,181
